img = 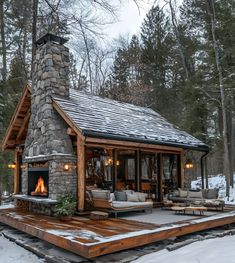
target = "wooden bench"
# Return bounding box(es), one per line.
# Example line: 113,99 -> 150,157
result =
171,206 -> 207,215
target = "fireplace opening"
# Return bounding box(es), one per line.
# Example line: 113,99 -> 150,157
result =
28,169 -> 49,197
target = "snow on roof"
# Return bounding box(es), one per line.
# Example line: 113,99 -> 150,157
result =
52,89 -> 208,150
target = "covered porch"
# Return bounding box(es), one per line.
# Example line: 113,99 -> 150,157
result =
83,143 -> 184,204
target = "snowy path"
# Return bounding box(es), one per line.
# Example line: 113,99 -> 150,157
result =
132,235 -> 235,263
0,235 -> 44,263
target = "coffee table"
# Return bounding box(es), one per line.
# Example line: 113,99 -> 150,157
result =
171,206 -> 207,215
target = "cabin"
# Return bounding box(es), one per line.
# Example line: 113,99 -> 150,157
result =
2,33 -> 209,215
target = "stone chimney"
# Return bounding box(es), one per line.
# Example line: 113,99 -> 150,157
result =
21,34 -> 76,201
24,33 -> 73,157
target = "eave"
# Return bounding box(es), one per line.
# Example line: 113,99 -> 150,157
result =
2,84 -> 31,151
83,130 -> 209,152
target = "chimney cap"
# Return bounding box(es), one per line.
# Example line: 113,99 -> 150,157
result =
35,33 -> 68,47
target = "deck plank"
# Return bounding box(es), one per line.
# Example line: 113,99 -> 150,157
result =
0,208 -> 235,258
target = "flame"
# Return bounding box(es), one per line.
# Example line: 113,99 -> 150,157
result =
34,176 -> 47,194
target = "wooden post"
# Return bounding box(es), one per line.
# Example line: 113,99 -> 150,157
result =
180,151 -> 184,189
158,153 -> 163,202
135,150 -> 140,192
113,149 -> 117,192
14,150 -> 20,194
77,136 -> 85,211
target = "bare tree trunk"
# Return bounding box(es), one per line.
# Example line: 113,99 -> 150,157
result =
31,0 -> 38,75
208,0 -> 230,198
169,0 -> 189,81
80,24 -> 93,93
230,96 -> 235,187
0,0 -> 7,81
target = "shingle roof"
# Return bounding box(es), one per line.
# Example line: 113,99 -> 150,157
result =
52,89 -> 208,151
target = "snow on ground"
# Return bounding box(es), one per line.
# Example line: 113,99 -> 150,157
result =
0,235 -> 45,263
0,203 -> 15,210
191,173 -> 235,204
132,235 -> 235,263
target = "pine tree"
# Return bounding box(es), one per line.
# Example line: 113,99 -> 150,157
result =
141,5 -> 181,121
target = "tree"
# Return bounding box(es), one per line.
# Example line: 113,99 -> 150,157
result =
0,0 -> 7,81
207,0 -> 230,197
141,5 -> 181,119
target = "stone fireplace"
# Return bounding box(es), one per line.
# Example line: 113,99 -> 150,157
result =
14,34 -> 77,215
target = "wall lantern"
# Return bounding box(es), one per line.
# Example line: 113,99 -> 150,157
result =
63,164 -> 70,171
185,159 -> 193,169
107,158 -> 113,165
116,160 -> 120,166
8,162 -> 16,169
63,163 -> 77,171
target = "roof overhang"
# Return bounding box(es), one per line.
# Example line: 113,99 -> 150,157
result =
82,130 -> 210,152
2,84 -> 31,150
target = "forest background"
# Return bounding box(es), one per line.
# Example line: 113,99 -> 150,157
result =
0,0 -> 234,195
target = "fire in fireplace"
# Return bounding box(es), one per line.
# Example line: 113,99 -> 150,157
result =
28,162 -> 49,197
31,176 -> 48,196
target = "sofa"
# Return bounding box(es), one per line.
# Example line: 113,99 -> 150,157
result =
168,188 -> 225,211
88,189 -> 153,218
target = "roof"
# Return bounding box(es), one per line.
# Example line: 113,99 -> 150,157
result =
52,89 -> 209,151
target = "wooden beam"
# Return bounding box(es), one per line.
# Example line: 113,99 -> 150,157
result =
16,111 -> 30,141
77,136 -> 85,211
2,84 -> 31,150
135,150 -> 140,192
112,149 -> 117,192
180,151 -> 185,189
14,151 -> 20,194
158,153 -> 163,202
67,127 -> 76,136
6,139 -> 25,147
85,138 -> 183,153
52,101 -> 85,141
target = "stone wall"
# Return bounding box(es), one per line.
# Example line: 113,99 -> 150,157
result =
24,41 -> 73,157
48,155 -> 77,200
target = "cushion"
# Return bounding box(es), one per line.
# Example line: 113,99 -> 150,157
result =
207,189 -> 219,199
124,190 -> 134,195
188,191 -> 203,199
91,190 -> 110,200
204,200 -> 221,206
126,193 -> 139,202
202,189 -> 208,199
114,191 -> 127,201
193,200 -> 203,206
112,201 -> 153,209
134,192 -> 148,202
179,189 -> 188,198
110,193 -> 116,201
172,190 -> 179,197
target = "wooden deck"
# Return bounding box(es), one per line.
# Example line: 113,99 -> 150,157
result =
0,208 -> 235,258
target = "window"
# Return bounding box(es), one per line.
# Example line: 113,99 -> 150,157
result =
162,154 -> 179,193
127,159 -> 135,180
141,153 -> 156,180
